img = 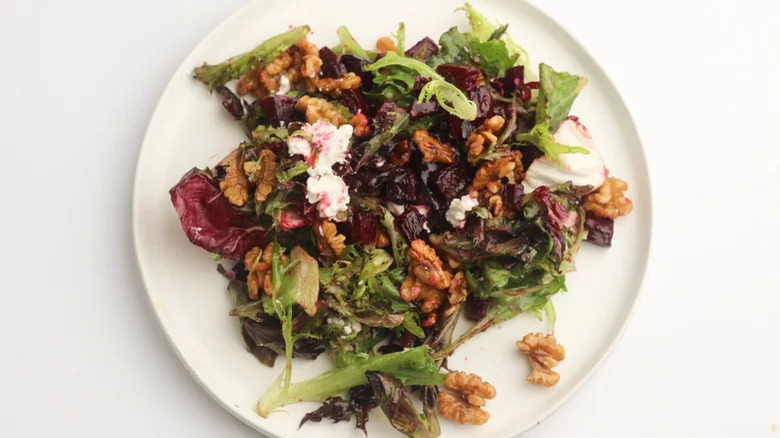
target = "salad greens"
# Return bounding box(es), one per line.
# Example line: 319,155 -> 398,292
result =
169,2 -> 632,437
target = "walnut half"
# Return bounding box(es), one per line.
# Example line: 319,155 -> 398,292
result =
412,129 -> 455,164
409,239 -> 451,289
438,371 -> 497,425
584,177 -> 633,219
314,220 -> 345,259
516,332 -> 566,387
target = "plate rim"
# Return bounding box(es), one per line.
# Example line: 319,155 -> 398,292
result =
131,0 -> 654,436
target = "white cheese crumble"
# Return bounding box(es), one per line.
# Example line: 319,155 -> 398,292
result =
287,121 -> 354,220
523,117 -> 607,193
445,195 -> 479,228
276,75 -> 291,95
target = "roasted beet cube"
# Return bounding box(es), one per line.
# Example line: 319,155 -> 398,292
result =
350,210 -> 378,246
405,37 -> 440,62
374,101 -> 408,131
258,95 -> 298,128
339,89 -> 370,116
435,64 -> 481,91
319,46 -> 347,78
464,294 -> 489,321
448,116 -> 476,141
394,209 -> 428,242
340,54 -> 373,88
385,168 -> 419,203
470,85 -> 494,119
584,211 -> 614,247
430,166 -> 470,203
410,101 -> 441,119
348,168 -> 388,197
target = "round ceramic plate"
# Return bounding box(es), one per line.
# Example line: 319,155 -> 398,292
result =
133,0 -> 652,436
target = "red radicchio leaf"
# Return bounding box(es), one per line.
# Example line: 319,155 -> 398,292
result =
169,168 -> 267,259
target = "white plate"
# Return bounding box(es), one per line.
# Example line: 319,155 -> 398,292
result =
132,0 -> 652,436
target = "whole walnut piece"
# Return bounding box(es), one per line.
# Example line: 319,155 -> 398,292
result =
244,243 -> 286,300
470,153 -> 519,195
438,371 -> 496,425
400,272 -> 444,327
516,332 -> 566,387
412,129 -> 455,164
349,113 -> 371,137
443,271 -> 468,317
314,219 -> 346,259
243,149 -> 277,203
584,177 -> 633,219
219,150 -> 249,207
315,72 -> 362,98
409,239 -> 451,289
466,115 -> 505,164
296,36 -> 322,91
295,95 -> 345,126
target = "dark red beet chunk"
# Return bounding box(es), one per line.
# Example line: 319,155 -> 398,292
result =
584,211 -> 614,247
448,116 -> 477,141
464,294 -> 489,321
350,210 -> 378,246
501,183 -> 524,211
470,85 -> 494,119
435,64 -> 481,91
394,209 -> 428,243
340,54 -> 373,89
258,95 -> 298,128
410,101 -> 441,119
430,166 -> 470,203
405,37 -> 440,62
339,89 -> 370,116
374,101 -> 408,131
385,168 -> 419,204
169,168 -> 267,259
319,46 -> 347,78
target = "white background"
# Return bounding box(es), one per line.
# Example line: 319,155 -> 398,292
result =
1,0 -> 778,437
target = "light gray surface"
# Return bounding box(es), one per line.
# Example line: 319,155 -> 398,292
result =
1,1 -> 778,437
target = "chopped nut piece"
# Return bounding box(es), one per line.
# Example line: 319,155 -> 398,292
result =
409,239 -> 451,289
390,140 -> 411,166
296,36 -> 321,78
412,129 -> 455,164
244,243 -> 285,300
314,219 -> 346,259
443,272 -> 467,317
468,151 -> 524,215
516,332 -> 566,387
444,371 -> 497,402
438,392 -> 490,425
400,272 -> 444,326
439,371 -> 496,425
584,177 -> 633,219
374,227 -> 390,248
237,64 -> 260,96
466,115 -> 505,164
258,51 -> 294,94
219,150 -> 249,206
315,72 -> 362,98
349,113 -> 371,137
295,95 -> 345,126
376,36 -> 397,53
243,149 -> 277,203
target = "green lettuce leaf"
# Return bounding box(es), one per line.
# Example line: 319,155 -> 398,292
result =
429,26 -> 472,66
194,25 -> 310,91
393,22 -> 406,54
367,52 -> 477,120
516,123 -> 590,167
457,2 -> 531,69
257,346 -> 445,417
535,63 -> 588,131
336,26 -> 374,60
471,40 -> 518,78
